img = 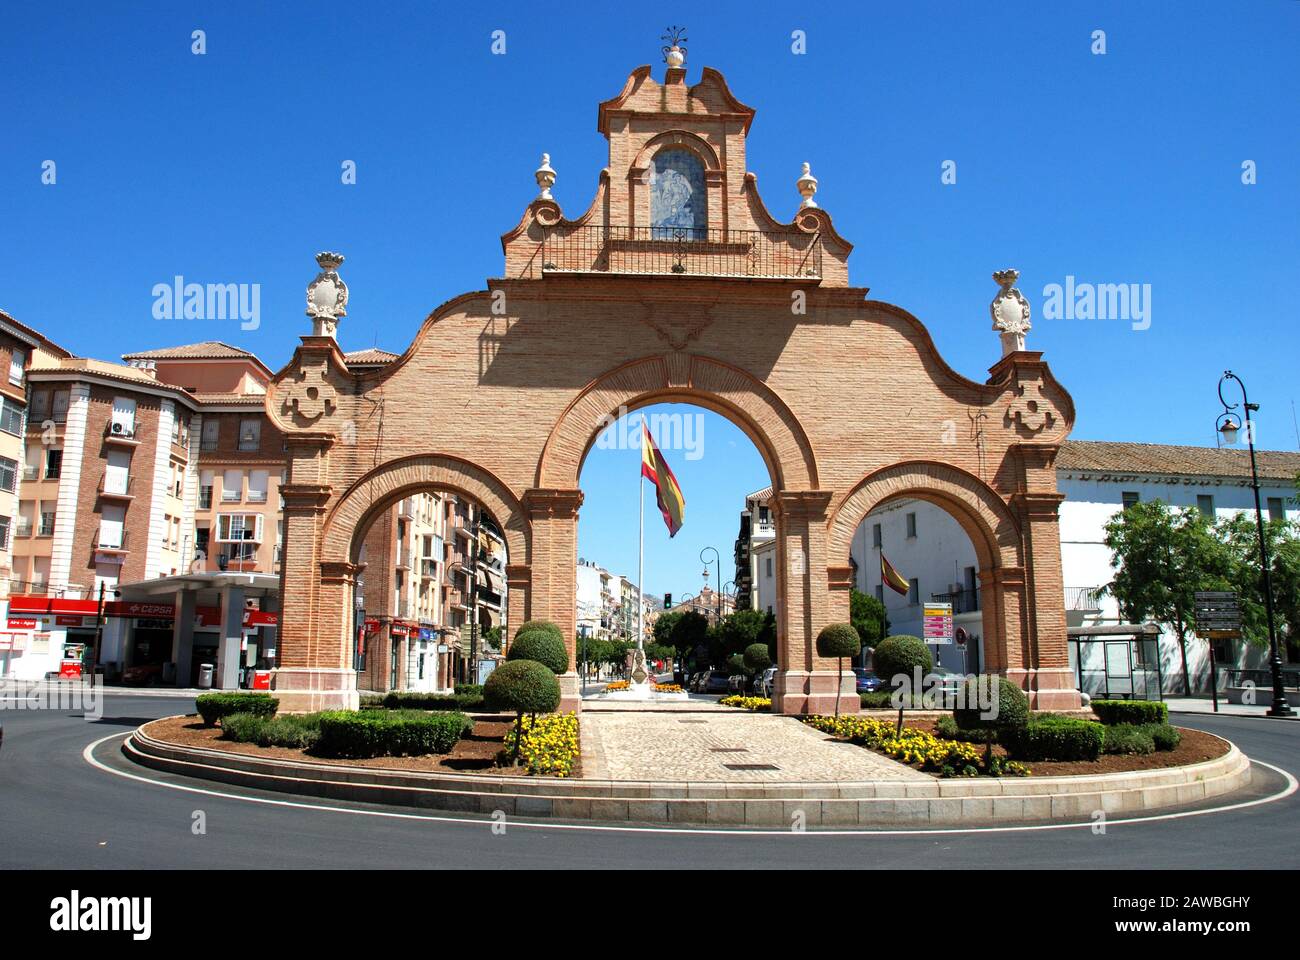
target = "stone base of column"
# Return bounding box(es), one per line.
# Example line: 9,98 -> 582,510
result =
772,670 -> 860,716
1007,667 -> 1083,711
558,672 -> 583,714
271,667 -> 360,713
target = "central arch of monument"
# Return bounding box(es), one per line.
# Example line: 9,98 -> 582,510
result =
264,58 -> 1081,715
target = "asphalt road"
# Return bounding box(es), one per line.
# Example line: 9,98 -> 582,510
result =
0,694 -> 1295,869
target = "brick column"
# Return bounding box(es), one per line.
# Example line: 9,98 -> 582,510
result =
522,488 -> 583,711
979,566 -> 1026,676
1011,489 -> 1080,710
771,490 -> 854,715
504,563 -> 531,641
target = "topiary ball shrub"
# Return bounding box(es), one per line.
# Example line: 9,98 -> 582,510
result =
742,642 -> 771,672
954,675 -> 1030,733
871,635 -> 932,688
484,660 -> 562,716
816,623 -> 862,659
507,628 -> 569,675
515,620 -> 564,644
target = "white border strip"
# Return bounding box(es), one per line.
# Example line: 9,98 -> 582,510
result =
84,734 -> 1297,838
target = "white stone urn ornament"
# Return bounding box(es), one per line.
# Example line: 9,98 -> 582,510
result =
534,153 -> 556,200
661,25 -> 687,71
306,251 -> 348,339
990,268 -> 1032,356
797,161 -> 819,209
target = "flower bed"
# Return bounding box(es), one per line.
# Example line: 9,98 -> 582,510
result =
803,714 -> 1029,778
507,712 -> 580,777
720,695 -> 772,712
605,680 -> 630,692
652,682 -> 683,693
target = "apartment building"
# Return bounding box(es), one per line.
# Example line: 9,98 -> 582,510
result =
733,486 -> 777,614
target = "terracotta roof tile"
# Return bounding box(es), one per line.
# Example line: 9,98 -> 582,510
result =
344,348 -> 399,364
1058,440 -> 1300,483
121,341 -> 257,361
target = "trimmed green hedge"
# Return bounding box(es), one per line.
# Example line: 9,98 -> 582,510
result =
196,693 -> 279,727
1091,699 -> 1168,726
1101,723 -> 1156,755
315,709 -> 471,758
1003,714 -> 1105,761
935,714 -> 998,743
1150,723 -> 1182,751
380,691 -> 485,711
860,691 -> 894,709
221,712 -> 321,749
454,684 -> 483,697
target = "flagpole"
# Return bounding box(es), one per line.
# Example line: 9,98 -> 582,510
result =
637,427 -> 646,658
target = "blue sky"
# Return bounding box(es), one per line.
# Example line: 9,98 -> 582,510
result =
2,2 -> 1297,598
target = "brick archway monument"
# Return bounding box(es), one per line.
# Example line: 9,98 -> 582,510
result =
264,57 -> 1081,715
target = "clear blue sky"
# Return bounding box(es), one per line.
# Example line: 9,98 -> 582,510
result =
2,2 -> 1297,598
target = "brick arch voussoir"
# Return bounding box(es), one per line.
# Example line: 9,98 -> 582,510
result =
827,461 -> 1021,570
537,355 -> 818,491
322,454 -> 530,566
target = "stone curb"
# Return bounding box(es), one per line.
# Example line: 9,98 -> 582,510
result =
124,719 -> 1252,827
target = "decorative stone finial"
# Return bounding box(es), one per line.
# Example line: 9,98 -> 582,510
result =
534,153 -> 556,200
661,25 -> 687,72
990,268 -> 1032,356
796,162 -> 819,209
306,251 -> 348,339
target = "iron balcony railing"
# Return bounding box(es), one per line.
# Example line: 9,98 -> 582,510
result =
1067,586 -> 1105,611
541,225 -> 823,280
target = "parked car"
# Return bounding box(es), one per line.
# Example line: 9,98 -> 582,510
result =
727,673 -> 747,694
853,668 -> 883,693
756,666 -> 778,697
704,670 -> 732,694
688,672 -> 706,692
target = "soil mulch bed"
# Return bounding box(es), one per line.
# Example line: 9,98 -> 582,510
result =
896,717 -> 1230,777
143,713 -> 581,778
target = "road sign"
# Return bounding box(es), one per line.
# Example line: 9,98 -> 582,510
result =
1194,591 -> 1241,638
923,603 -> 954,644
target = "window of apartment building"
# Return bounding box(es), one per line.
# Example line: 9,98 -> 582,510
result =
1268,497 -> 1286,522
872,522 -> 882,548
110,397 -> 137,437
238,418 -> 261,451
199,470 -> 214,509
0,515 -> 9,550
1196,494 -> 1215,518
51,390 -> 69,423
765,556 -> 773,577
217,513 -> 263,542
17,502 -> 33,537
99,504 -> 125,548
44,448 -> 62,480
0,456 -> 16,493
875,584 -> 884,604
247,470 -> 269,503
0,396 -> 23,436
9,348 -> 26,385
28,389 -> 50,422
905,512 -> 917,539
39,505 -> 56,537
196,525 -> 210,556
201,418 -> 220,451
227,542 -> 258,562
908,577 -> 919,605
965,565 -> 978,597
1121,491 -> 1140,510
221,469 -> 242,502
104,448 -> 130,495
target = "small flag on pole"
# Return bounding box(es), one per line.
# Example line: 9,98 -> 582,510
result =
881,553 -> 910,595
641,421 -> 685,537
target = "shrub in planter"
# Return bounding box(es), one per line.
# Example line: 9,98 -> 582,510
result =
483,659 -> 562,762
872,635 -> 932,688
1003,715 -> 1104,762
507,628 -> 569,675
816,623 -> 861,718
196,692 -> 279,727
222,712 -> 322,750
859,691 -> 894,710
1101,723 -> 1157,755
935,714 -> 996,743
315,709 -> 470,759
381,691 -> 485,711
1090,699 -> 1168,726
514,620 -> 564,646
454,683 -> 483,698
1149,723 -> 1182,751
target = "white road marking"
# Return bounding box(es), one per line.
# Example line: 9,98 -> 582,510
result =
81,733 -> 1299,838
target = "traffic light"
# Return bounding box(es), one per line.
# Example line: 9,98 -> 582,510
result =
664,593 -> 672,608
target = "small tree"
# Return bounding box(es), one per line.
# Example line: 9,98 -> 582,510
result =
873,635 -> 933,730
483,659 -> 561,763
743,642 -> 771,693
954,674 -> 1029,766
849,588 -> 889,660
816,623 -> 862,717
507,627 -> 569,675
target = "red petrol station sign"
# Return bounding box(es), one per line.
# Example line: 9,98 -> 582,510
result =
7,595 -> 278,628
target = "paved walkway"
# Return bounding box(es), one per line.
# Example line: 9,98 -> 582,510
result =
1166,697 -> 1299,719
580,708 -> 931,782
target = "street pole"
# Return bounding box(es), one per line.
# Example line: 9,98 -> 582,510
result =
91,580 -> 106,676
1218,371 -> 1293,718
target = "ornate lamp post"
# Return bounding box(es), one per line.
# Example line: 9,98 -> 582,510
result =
700,546 -> 720,620
1216,370 -> 1294,717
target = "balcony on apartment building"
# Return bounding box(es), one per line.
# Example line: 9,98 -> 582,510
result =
98,472 -> 136,501
105,419 -> 140,445
539,225 -> 824,281
199,486 -> 213,509
37,513 -> 56,537
15,517 -> 32,538
395,545 -> 412,570
1066,587 -> 1105,614
420,558 -> 438,581
397,499 -> 417,521
96,527 -> 129,553
931,586 -> 981,615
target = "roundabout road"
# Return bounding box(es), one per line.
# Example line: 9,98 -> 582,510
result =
0,695 -> 1295,869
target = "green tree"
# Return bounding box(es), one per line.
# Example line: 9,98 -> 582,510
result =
849,589 -> 888,654
1103,500 -> 1233,695
1214,514 -> 1300,655
816,623 -> 862,717
669,610 -> 711,668
718,608 -> 768,658
653,610 -> 683,647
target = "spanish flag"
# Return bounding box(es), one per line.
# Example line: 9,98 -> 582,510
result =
881,553 -> 910,595
641,422 -> 685,537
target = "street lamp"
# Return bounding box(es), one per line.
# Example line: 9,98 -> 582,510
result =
700,546 -> 720,619
1217,370 -> 1293,718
